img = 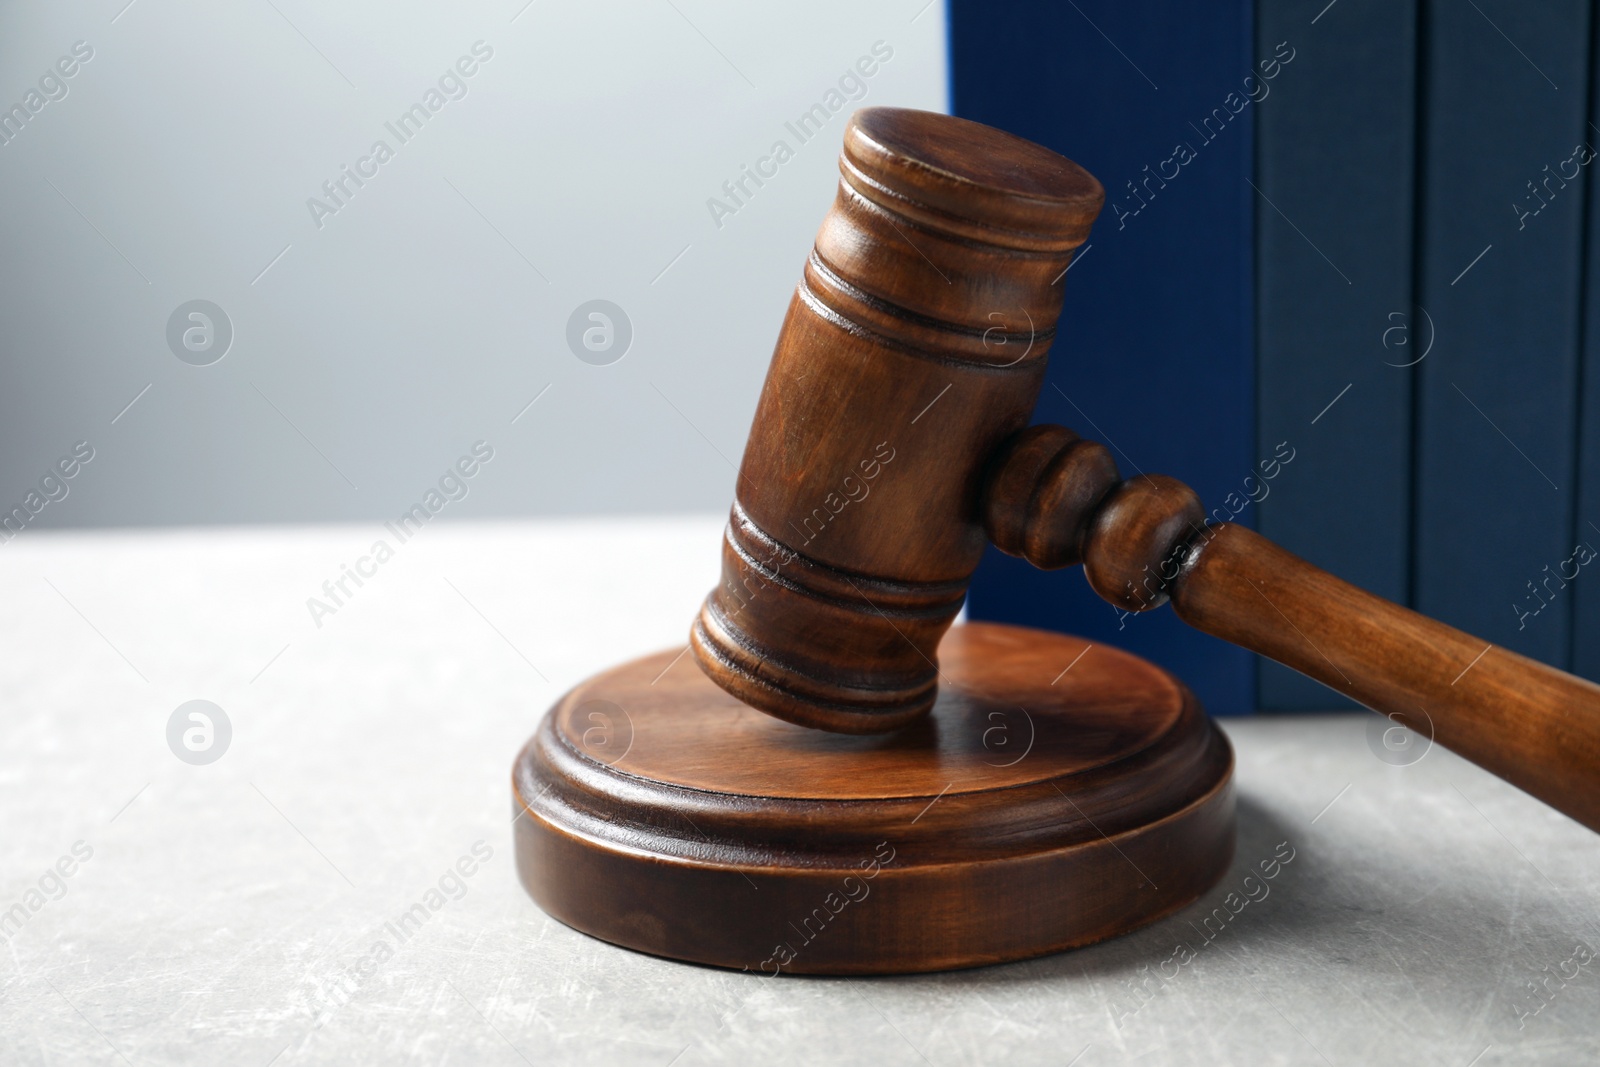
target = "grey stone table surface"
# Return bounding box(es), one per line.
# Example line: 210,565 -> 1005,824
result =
1,518 -> 1597,1066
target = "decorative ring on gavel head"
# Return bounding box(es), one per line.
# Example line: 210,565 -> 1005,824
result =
688,107 -> 1104,734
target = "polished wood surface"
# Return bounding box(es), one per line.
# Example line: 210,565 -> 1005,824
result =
691,107 -> 1104,733
984,430 -> 1600,834
515,623 -> 1234,974
686,106 -> 1600,835
1171,524 -> 1600,833
517,104 -> 1600,981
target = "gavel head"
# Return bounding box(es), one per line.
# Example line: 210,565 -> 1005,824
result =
689,107 -> 1104,734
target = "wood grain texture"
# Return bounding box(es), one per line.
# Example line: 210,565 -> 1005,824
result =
1168,523 -> 1600,833
515,622 -> 1234,974
987,436 -> 1600,834
687,106 -> 1600,838
691,107 -> 1103,733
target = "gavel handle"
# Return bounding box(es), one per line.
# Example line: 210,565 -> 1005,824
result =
984,424 -> 1600,833
1172,522 -> 1600,832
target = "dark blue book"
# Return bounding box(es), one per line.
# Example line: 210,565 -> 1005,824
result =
1413,1 -> 1589,671
953,0 -> 1259,714
1254,0 -> 1418,710
1578,361 -> 1600,679
1574,29 -> 1600,682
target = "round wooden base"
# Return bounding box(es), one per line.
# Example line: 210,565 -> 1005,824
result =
512,623 -> 1234,975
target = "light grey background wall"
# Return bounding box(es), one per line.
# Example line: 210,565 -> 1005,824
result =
0,0 -> 948,530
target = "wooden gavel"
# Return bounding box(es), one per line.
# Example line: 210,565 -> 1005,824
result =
690,106 -> 1600,834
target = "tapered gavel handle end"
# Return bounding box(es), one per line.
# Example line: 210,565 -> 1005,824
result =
1169,523 -> 1600,834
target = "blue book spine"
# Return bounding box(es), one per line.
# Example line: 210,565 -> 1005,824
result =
1413,1 -> 1590,670
952,0 -> 1258,714
1573,15 -> 1600,682
1254,0 -> 1418,710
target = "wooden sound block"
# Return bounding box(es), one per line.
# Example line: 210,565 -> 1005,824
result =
512,622 -> 1234,974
